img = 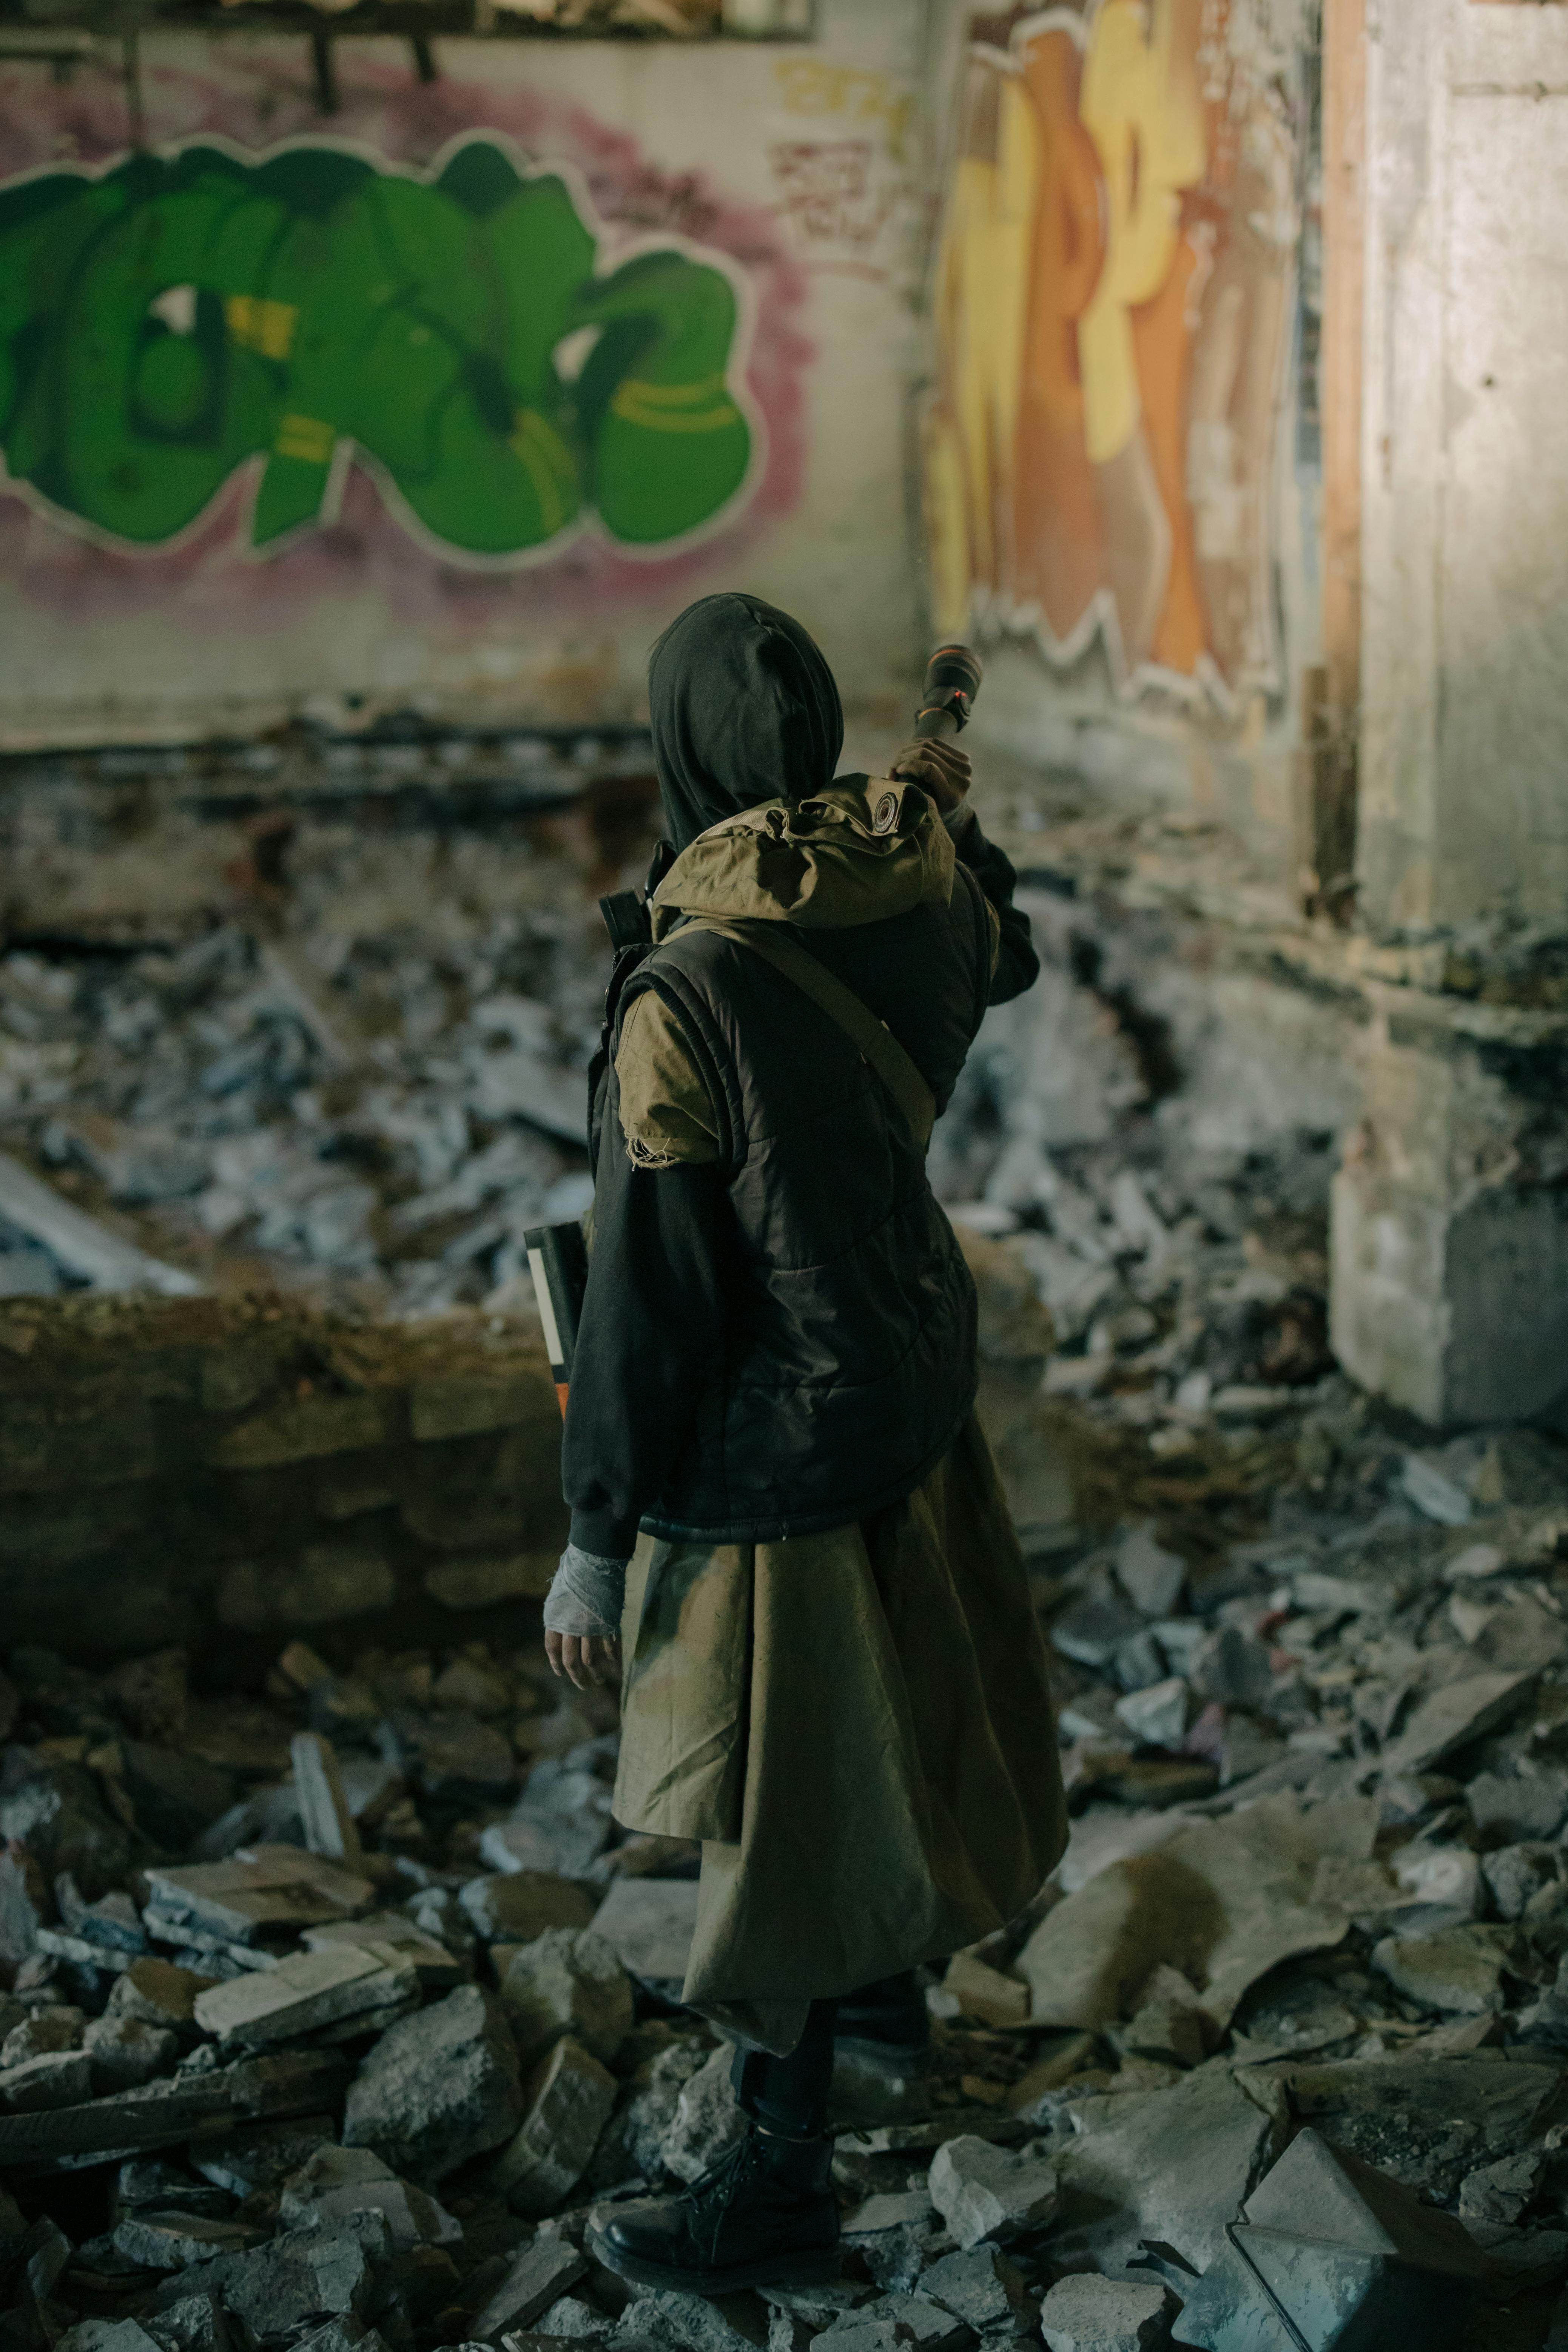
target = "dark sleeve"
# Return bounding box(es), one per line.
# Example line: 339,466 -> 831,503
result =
954,811 -> 1039,1005
560,1078 -> 732,1557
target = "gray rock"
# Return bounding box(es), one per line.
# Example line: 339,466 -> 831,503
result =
344,1983 -> 523,2183
489,2036 -> 617,2215
144,2294 -> 232,2352
485,1758 -> 616,1881
927,2136 -> 1058,2249
498,1929 -> 635,2067
111,2211 -> 270,2270
459,1873 -> 597,1945
55,2327 -> 167,2352
1113,1678 -> 1189,1752
1052,1592 -> 1146,1672
278,2143 -> 462,2249
0,2046 -> 93,2109
1372,1926 -> 1515,2015
467,2232 -> 587,2341
106,1956 -> 216,2037
660,2044 -> 749,2185
1050,2066 -> 1278,2276
540,2295 -> 614,2338
2,2003 -> 83,2065
1459,2151 -> 1542,2227
1467,1764 -> 1568,1843
0,1842 -> 52,1969
116,2159 -> 231,2218
1121,1966 -> 1212,2070
194,1943 -> 419,2050
1379,1670 -> 1540,1778
589,1879 -> 702,1985
1190,1627 -> 1274,1709
919,2247 -> 1036,2335
585,2033 -> 710,2190
615,2287 -> 769,2352
85,2015 -> 179,2091
185,2221 -> 384,2343
1482,1843 -> 1560,1921
1039,2275 -> 1177,2352
290,2326 -> 386,2352
188,2116 -> 338,2197
1284,2054 -> 1562,2200
862,2297 -> 970,2352
116,1744 -> 237,1853
1116,1525 -> 1187,1618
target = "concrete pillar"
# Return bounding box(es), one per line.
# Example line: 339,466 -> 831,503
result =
1330,0 -> 1568,1425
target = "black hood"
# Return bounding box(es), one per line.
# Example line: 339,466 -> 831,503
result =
648,592 -> 845,854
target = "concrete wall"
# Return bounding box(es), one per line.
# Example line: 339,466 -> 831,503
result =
1358,0 -> 1568,931
0,2 -> 926,747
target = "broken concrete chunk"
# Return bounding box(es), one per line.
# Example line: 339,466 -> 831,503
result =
459,1873 -> 598,1946
863,2295 -> 970,2352
1459,2150 -> 1542,2227
1379,1670 -> 1540,1779
1284,2056 -> 1561,2201
290,1734 -> 365,1870
1173,2124 -> 1491,2351
2,2003 -> 83,2065
927,2135 -> 1058,2250
344,1982 -> 522,2183
302,1913 -> 466,1988
85,2013 -> 180,2091
1016,1794 -> 1378,2031
840,2192 -> 933,2240
944,1948 -> 1030,2029
145,2294 -> 233,2352
658,2042 -> 749,2186
188,2116 -> 338,2197
194,1942 -> 419,2050
1467,1763 -> 1568,1843
498,1928 -> 634,2067
1053,1591 -> 1148,1673
1051,2065 -> 1278,2277
279,2142 -> 462,2249
183,2219 -> 381,2342
1189,1627 -> 1274,1710
1116,1525 -> 1188,1619
920,2246 -> 1037,2335
468,2233 -> 588,2341
106,1947 -> 216,2041
1114,1678 -> 1190,1752
142,1846 -> 375,1943
0,2045 -> 94,2109
1040,2275 -> 1177,2352
1372,1926 -> 1516,2016
589,1878 -> 700,1985
55,2327 -> 167,2352
111,2210 -> 270,2269
113,1743 -> 237,1853
489,2035 -> 617,2215
1121,1966 -> 1213,2070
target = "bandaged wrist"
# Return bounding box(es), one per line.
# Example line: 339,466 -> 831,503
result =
543,1542 -> 629,1639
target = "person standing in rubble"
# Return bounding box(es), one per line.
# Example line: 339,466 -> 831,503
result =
540,592 -> 1067,2295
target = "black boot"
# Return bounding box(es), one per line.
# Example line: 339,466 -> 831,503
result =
588,2124 -> 840,2294
832,1971 -> 931,2076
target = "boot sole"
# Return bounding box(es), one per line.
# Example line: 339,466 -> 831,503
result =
587,2220 -> 841,2297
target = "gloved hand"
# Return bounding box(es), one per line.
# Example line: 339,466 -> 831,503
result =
889,736 -> 973,821
543,1543 -> 628,1691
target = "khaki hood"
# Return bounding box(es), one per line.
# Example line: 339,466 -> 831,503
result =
650,779 -> 955,939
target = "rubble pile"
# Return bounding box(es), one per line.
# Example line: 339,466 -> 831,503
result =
5,1345 -> 1568,2347
0,734 -> 661,1314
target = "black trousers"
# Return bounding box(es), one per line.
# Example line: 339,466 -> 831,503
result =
729,1971 -> 918,2137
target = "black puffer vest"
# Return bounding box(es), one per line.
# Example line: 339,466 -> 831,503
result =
608,780 -> 998,1544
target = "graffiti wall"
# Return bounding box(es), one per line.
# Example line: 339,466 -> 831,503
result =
924,0 -> 1311,709
0,11 -> 923,742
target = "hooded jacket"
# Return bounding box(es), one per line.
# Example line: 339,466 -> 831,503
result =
561,592 -> 1037,1556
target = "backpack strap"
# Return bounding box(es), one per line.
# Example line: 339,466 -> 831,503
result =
678,916 -> 936,1152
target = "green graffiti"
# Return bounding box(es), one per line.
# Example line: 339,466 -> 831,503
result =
0,137 -> 755,556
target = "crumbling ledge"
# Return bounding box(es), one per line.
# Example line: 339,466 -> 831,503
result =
0,1296 -> 566,1672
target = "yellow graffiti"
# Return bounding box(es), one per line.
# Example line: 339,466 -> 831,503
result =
274,413 -> 336,465
1078,0 -> 1207,467
924,0 -> 1295,697
225,294 -> 298,362
771,59 -> 915,163
609,375 -> 740,432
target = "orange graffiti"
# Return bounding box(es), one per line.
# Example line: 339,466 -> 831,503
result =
925,0 -> 1298,700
